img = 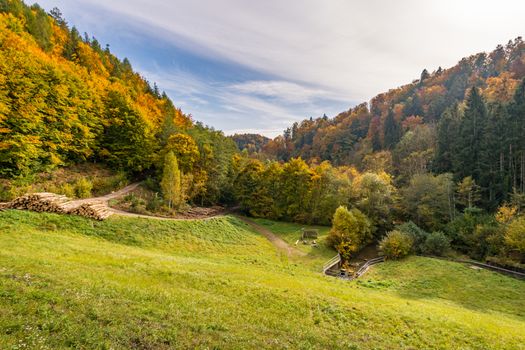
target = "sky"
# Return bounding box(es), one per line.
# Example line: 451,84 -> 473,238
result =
34,0 -> 525,137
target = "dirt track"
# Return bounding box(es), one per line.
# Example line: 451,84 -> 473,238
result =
68,183 -> 141,207
234,215 -> 306,257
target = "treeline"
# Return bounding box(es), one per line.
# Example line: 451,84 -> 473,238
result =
0,0 -> 237,205
231,157 -> 367,226
231,156 -> 525,265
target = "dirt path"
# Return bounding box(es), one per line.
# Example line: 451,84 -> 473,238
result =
72,182 -> 224,221
68,183 -> 141,206
108,207 -> 223,221
234,215 -> 306,257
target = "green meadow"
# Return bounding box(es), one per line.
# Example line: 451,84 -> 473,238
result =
0,210 -> 524,349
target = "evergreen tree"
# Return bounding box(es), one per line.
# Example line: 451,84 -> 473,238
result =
383,110 -> 401,149
482,101 -> 510,206
457,87 -> 487,181
434,105 -> 460,173
420,69 -> 430,83
508,78 -> 525,193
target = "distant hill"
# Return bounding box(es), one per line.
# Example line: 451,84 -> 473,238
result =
262,38 -> 525,208
230,133 -> 270,154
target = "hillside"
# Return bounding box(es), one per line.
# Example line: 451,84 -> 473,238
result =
0,0 -> 237,206
262,39 -> 525,208
0,209 -> 524,349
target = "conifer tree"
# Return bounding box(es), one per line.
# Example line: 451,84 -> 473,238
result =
457,87 -> 487,181
435,104 -> 460,173
383,110 -> 401,150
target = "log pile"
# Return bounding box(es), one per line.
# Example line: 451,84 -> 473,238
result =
180,206 -> 224,219
2,193 -> 113,220
7,193 -> 69,213
68,202 -> 112,221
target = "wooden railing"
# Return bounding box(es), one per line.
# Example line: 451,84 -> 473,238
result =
323,254 -> 525,281
322,254 -> 341,274
354,257 -> 385,278
448,258 -> 525,279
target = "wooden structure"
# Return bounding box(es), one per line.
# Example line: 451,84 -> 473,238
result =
323,254 -> 342,276
301,228 -> 318,239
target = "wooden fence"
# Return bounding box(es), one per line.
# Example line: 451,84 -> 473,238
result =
322,254 -> 341,274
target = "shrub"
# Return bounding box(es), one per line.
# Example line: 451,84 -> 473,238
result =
91,172 -> 127,195
379,230 -> 413,260
146,195 -> 163,212
422,231 -> 450,256
59,183 -> 75,198
505,217 -> 525,254
397,221 -> 428,253
74,178 -> 93,198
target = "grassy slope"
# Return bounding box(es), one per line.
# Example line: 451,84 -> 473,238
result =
0,211 -> 524,349
250,218 -> 334,262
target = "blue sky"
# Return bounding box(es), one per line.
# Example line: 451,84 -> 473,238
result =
34,0 -> 525,137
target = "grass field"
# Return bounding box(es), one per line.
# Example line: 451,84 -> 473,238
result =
250,218 -> 334,262
0,210 -> 524,349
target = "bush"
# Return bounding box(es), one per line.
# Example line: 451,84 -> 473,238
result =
397,221 -> 428,253
146,195 -> 163,212
91,172 -> 127,195
74,178 -> 93,198
422,231 -> 450,256
59,183 -> 75,198
505,217 -> 525,254
379,230 -> 413,260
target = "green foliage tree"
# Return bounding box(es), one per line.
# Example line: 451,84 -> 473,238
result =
327,206 -> 372,260
160,151 -> 183,209
401,173 -> 454,231
393,124 -> 435,184
456,87 -> 487,182
434,105 -> 460,173
352,171 -> 396,235
99,90 -> 154,172
456,176 -> 481,210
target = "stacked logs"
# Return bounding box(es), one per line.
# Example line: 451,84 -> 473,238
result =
2,193 -> 113,220
68,202 -> 112,221
7,193 -> 69,213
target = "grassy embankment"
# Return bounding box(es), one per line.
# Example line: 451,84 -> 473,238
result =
0,210 -> 524,349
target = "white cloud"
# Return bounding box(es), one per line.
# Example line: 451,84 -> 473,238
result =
51,0 -> 525,101
139,67 -> 316,136
34,0 -> 525,136
228,80 -> 343,104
